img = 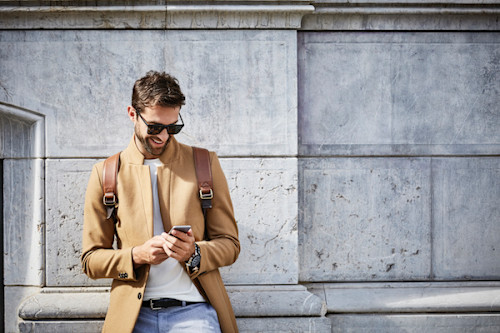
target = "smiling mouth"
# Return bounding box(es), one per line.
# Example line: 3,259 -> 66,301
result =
150,137 -> 164,145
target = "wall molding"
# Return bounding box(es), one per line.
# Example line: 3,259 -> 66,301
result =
1,2 -> 498,30
307,282 -> 500,314
0,4 -> 314,29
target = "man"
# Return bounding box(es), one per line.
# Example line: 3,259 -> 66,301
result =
81,71 -> 240,333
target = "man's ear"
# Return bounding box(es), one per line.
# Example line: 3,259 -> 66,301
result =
127,106 -> 136,122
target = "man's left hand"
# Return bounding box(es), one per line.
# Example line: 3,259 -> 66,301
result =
161,229 -> 195,262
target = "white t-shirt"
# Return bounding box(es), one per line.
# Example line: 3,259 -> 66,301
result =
142,158 -> 205,302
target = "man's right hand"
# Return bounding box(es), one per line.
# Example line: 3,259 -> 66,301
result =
132,236 -> 169,268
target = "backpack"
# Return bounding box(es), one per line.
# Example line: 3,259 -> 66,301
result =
102,147 -> 213,222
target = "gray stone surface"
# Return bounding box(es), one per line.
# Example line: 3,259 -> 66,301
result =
0,30 -> 297,158
45,158 -> 298,286
302,4 -> 500,31
228,285 -> 325,317
307,282 -> 500,313
18,285 -> 325,320
298,32 -> 500,156
220,158 -> 298,285
19,288 -> 109,320
0,4 -> 314,30
237,317 -> 332,332
432,157 -> 500,280
0,102 -> 45,159
18,318 -> 332,333
45,159 -> 110,287
3,158 -> 44,286
299,158 -> 431,281
330,314 -> 500,333
0,114 -> 34,159
1,2 -> 499,331
5,286 -> 40,333
19,321 -> 104,333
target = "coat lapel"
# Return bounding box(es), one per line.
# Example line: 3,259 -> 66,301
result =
157,165 -> 172,233
135,164 -> 154,238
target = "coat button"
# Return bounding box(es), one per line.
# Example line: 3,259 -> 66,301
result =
138,292 -> 142,300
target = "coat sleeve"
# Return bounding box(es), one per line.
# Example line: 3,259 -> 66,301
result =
190,153 -> 240,279
80,163 -> 137,282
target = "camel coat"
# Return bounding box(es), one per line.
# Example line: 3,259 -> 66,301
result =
81,136 -> 240,333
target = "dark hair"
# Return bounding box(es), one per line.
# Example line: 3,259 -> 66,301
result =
132,71 -> 185,113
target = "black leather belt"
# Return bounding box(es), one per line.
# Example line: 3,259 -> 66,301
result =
143,298 -> 201,310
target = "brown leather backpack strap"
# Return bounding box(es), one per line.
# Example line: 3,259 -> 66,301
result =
193,147 -> 213,212
102,152 -> 121,220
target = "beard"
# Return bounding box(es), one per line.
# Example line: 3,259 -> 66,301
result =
134,124 -> 170,157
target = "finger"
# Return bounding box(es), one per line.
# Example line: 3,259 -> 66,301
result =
149,236 -> 167,248
164,238 -> 187,254
164,232 -> 189,247
169,229 -> 191,241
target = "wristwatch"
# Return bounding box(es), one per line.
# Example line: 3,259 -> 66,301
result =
186,243 -> 201,273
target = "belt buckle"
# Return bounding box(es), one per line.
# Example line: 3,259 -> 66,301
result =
149,298 -> 162,311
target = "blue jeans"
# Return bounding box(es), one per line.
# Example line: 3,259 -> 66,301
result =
133,302 -> 222,333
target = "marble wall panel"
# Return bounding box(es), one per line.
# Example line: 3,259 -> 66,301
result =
45,159 -> 109,287
298,32 -> 500,156
299,158 -> 431,282
3,159 -> 44,286
45,157 -> 298,286
0,30 -> 297,158
432,157 -> 500,280
219,158 -> 298,284
0,115 -> 34,159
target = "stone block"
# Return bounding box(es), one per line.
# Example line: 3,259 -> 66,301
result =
45,158 -> 298,286
3,158 -> 44,286
432,157 -> 500,279
299,158 -> 431,281
220,158 -> 298,284
330,314 -> 500,333
228,285 -> 325,317
0,30 -> 297,157
298,32 -> 500,156
5,286 -> 40,333
45,159 -> 110,287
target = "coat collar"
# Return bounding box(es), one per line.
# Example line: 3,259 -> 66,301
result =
121,134 -> 181,165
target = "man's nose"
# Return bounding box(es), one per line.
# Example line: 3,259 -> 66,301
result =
157,128 -> 170,141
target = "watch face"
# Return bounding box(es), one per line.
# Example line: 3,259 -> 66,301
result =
191,255 -> 201,268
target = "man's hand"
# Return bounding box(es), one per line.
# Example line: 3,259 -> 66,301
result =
132,236 -> 169,268
161,229 -> 195,262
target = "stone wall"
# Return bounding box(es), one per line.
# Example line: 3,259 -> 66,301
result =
1,1 -> 499,332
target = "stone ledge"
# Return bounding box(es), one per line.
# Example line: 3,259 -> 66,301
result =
306,282 -> 500,314
302,4 -> 500,30
18,317 -> 333,333
0,4 -> 314,29
329,314 -> 500,333
2,2 -> 498,30
18,285 -> 326,320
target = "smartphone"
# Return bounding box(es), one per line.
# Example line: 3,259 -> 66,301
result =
170,225 -> 191,234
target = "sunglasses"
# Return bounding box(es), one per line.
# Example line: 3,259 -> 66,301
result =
137,112 -> 184,135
